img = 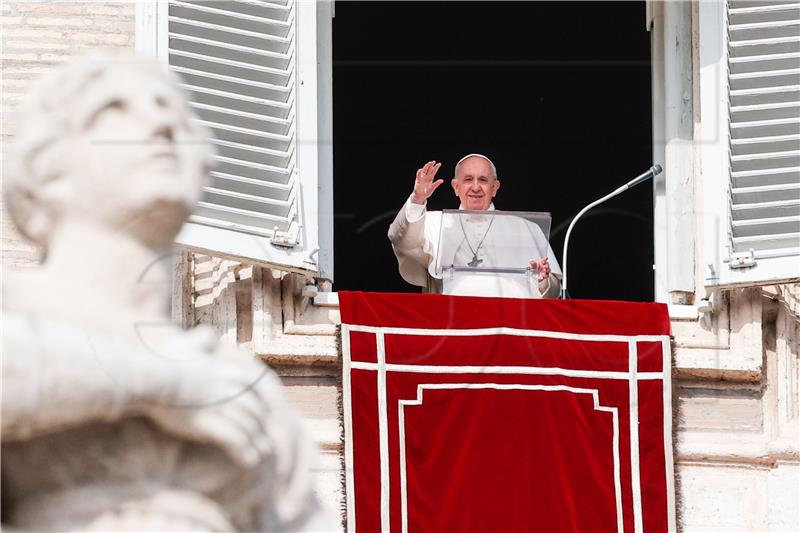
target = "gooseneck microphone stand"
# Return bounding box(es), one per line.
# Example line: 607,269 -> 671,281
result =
560,165 -> 663,299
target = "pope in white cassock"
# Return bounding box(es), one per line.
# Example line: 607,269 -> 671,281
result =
388,154 -> 562,298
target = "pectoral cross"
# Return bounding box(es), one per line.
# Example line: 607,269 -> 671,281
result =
468,254 -> 483,268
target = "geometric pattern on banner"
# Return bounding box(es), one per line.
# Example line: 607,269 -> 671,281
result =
339,291 -> 675,533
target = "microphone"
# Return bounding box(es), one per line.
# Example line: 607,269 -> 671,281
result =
625,164 -> 663,189
560,165 -> 663,299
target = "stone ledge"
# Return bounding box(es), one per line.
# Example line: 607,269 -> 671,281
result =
674,346 -> 762,381
677,431 -> 800,467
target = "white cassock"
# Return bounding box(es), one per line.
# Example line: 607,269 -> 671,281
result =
388,196 -> 562,298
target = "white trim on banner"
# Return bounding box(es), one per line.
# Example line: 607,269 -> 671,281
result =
350,361 -> 664,381
376,333 -> 390,533
628,341 -> 644,533
346,324 -> 669,344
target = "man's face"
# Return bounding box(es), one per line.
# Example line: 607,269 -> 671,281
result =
65,66 -> 211,246
451,156 -> 500,210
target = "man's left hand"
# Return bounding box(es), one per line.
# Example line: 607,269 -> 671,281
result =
529,257 -> 551,281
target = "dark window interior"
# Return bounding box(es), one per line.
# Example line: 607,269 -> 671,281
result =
333,1 -> 654,301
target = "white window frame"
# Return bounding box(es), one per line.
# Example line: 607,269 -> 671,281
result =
650,0 -> 697,303
135,0 -> 334,280
698,0 -> 799,288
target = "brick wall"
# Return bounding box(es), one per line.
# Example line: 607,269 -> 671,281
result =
1,1 -> 136,268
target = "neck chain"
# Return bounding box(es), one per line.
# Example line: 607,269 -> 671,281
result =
458,214 -> 495,267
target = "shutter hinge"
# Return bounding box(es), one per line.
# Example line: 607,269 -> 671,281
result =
271,224 -> 300,248
728,249 -> 757,269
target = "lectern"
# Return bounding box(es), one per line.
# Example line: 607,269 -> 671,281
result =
435,209 -> 553,298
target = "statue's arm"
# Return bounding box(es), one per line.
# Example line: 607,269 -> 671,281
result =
2,313 -> 337,529
1,313 -> 275,467
1,313 -> 149,440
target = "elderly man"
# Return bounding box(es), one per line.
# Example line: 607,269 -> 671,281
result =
388,154 -> 562,298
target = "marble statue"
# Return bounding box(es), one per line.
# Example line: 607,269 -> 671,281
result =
2,54 -> 336,532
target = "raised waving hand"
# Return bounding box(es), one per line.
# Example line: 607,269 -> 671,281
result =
411,160 -> 444,204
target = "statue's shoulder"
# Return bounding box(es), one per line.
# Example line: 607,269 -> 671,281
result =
2,269 -> 49,314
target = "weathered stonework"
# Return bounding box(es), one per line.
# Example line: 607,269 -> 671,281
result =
673,287 -> 799,531
174,255 -> 344,511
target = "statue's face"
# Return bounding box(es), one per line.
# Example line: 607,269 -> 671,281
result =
63,65 -> 210,246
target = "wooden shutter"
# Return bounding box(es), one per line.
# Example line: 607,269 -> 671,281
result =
139,0 -> 332,276
723,0 -> 800,283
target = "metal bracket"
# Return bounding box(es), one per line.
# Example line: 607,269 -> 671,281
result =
729,249 -> 756,269
271,223 -> 300,248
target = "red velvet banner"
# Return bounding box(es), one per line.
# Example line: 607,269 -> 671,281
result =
340,292 -> 675,533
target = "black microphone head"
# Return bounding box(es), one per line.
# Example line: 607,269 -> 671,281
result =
651,164 -> 663,176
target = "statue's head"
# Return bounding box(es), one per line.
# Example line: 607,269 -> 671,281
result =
5,54 -> 213,250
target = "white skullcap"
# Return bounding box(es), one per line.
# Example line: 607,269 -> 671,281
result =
454,153 -> 498,179
455,153 -> 494,167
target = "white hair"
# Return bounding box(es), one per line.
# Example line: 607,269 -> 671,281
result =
453,153 -> 498,180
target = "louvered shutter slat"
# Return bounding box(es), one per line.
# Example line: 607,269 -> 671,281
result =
214,161 -> 290,187
208,141 -> 292,171
732,231 -> 800,248
178,72 -> 291,97
189,101 -> 292,131
170,50 -> 292,81
171,1 -> 292,33
727,1 -> 800,260
196,114 -> 293,140
201,187 -> 294,218
730,134 -> 800,160
182,84 -> 292,118
168,32 -> 292,63
210,170 -> 293,195
189,216 -> 285,238
730,101 -> 800,124
168,17 -> 291,52
209,134 -> 293,156
214,154 -> 292,178
203,186 -> 295,208
731,182 -> 800,205
731,166 -> 799,188
195,201 -> 295,225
